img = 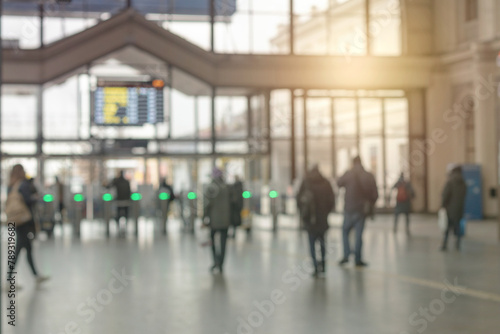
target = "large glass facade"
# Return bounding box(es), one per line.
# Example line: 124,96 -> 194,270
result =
270,90 -> 409,208
2,0 -> 401,55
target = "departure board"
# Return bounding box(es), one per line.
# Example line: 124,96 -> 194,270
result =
93,82 -> 164,126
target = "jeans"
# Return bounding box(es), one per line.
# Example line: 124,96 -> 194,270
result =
9,221 -> 38,278
210,229 -> 228,268
394,212 -> 410,231
342,212 -> 366,263
308,231 -> 326,271
442,218 -> 461,249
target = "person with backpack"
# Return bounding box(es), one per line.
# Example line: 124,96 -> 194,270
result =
392,173 -> 415,234
297,165 -> 335,277
440,166 -> 467,251
203,168 -> 232,273
106,170 -> 132,237
337,156 -> 378,267
5,164 -> 50,287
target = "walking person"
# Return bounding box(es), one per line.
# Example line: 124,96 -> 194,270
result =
297,165 -> 335,277
55,176 -> 65,224
5,164 -> 50,287
106,170 -> 131,237
203,168 -> 231,273
229,176 -> 244,238
392,173 -> 415,234
337,156 -> 378,267
158,177 -> 176,231
440,166 -> 467,251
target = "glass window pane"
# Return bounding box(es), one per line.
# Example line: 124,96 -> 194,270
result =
215,96 -> 247,138
216,0 -> 290,54
171,89 -> 196,138
359,137 -> 384,207
2,87 -> 37,139
370,0 -> 401,55
165,21 -> 211,51
308,138 -> 333,177
2,16 -> 41,49
336,138 -> 358,176
271,139 -> 291,188
385,98 -> 408,136
329,1 -> 367,55
334,98 -> 356,137
359,98 -> 382,136
215,141 -> 248,153
1,142 -> 37,155
271,90 -> 291,138
197,97 -> 212,139
44,77 -> 79,139
307,97 -> 331,137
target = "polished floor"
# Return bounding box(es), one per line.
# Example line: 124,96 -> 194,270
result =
1,214 -> 500,333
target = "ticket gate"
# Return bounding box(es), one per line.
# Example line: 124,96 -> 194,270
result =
270,190 -> 279,232
130,193 -> 141,236
73,194 -> 85,237
39,194 -> 57,237
186,191 -> 197,234
158,191 -> 171,235
102,193 -> 113,237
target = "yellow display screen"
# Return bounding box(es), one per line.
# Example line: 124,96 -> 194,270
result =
93,83 -> 164,126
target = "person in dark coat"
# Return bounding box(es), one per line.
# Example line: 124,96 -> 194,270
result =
337,156 -> 378,267
440,166 -> 467,251
204,168 -> 232,273
6,164 -> 50,285
229,176 -> 244,238
297,165 -> 335,277
107,170 -> 131,236
392,173 -> 415,234
158,177 -> 176,230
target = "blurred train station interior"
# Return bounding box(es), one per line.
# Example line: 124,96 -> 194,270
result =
0,0 -> 500,333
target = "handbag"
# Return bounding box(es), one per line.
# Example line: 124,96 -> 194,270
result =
437,208 -> 447,232
5,181 -> 32,225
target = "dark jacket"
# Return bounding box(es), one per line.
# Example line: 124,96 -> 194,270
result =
109,176 -> 131,201
230,181 -> 244,226
297,169 -> 335,233
337,164 -> 378,214
159,182 -> 176,203
441,170 -> 467,224
393,179 -> 414,213
204,177 -> 231,230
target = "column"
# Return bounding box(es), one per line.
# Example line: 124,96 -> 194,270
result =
406,89 -> 427,212
37,85 -> 45,185
290,90 -> 296,182
472,43 -> 498,218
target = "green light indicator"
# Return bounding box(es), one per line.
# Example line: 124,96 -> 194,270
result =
74,194 -> 84,202
269,191 -> 279,199
187,192 -> 197,200
43,194 -> 54,202
131,193 -> 142,201
102,193 -> 113,202
242,191 -> 252,199
159,192 -> 170,200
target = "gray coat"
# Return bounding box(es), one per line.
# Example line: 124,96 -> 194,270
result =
204,178 -> 231,230
337,164 -> 378,214
441,170 -> 467,224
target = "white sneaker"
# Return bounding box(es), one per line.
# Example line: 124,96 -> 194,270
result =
36,276 -> 50,284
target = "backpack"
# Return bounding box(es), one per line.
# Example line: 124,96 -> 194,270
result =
5,182 -> 32,225
396,184 -> 409,202
298,184 -> 316,225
